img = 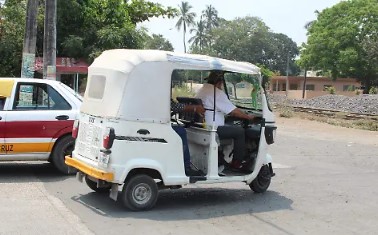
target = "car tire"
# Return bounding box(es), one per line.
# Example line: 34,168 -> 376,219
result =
52,135 -> 77,175
85,176 -> 111,193
249,165 -> 271,193
121,174 -> 158,211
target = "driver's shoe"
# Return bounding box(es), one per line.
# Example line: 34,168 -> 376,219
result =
185,167 -> 203,176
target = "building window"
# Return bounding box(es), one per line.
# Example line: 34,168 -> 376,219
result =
290,84 -> 298,90
306,84 -> 315,91
343,85 -> 355,91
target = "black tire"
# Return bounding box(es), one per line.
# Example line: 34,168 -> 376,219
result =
121,174 -> 158,211
249,165 -> 271,193
51,135 -> 77,175
85,176 -> 111,193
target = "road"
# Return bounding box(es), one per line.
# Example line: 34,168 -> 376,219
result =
1,117 -> 378,235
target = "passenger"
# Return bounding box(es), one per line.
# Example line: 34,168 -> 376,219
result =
195,71 -> 256,170
171,99 -> 205,176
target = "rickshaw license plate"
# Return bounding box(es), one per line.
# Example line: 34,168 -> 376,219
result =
99,152 -> 110,166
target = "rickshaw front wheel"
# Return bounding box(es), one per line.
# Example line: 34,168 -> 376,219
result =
121,174 -> 158,211
249,165 -> 271,193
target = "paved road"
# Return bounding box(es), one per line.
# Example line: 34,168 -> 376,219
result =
1,117 -> 377,235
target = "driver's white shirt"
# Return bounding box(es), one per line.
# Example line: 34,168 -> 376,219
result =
195,83 -> 236,127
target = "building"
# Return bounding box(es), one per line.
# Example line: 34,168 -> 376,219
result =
270,76 -> 361,99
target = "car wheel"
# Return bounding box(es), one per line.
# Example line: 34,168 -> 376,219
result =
85,176 -> 111,193
249,165 -> 271,193
121,174 -> 158,211
52,135 -> 77,175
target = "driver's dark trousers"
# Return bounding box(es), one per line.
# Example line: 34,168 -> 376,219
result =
217,125 -> 245,162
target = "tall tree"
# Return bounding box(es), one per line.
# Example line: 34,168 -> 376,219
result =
201,4 -> 218,32
188,17 -> 209,52
298,0 -> 378,91
175,1 -> 196,53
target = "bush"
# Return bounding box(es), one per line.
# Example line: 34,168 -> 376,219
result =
172,85 -> 195,99
325,86 -> 336,94
369,87 -> 378,94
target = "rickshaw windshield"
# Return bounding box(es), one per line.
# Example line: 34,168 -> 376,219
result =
223,73 -> 262,111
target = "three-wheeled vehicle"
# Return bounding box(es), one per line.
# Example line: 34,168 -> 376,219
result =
65,49 -> 277,211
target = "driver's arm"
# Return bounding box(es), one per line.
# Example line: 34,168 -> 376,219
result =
229,108 -> 255,120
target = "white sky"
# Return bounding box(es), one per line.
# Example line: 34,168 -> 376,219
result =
141,0 -> 343,52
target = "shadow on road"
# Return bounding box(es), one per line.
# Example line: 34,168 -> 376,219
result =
0,162 -> 73,183
71,187 -> 293,221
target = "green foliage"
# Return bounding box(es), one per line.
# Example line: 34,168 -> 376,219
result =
0,0 -> 177,76
208,16 -> 299,76
144,34 -> 173,51
175,1 -> 196,53
298,0 -> 378,91
369,87 -> 378,94
325,86 -> 336,94
0,0 -> 26,77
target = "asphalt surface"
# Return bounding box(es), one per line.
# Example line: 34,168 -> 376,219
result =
1,117 -> 378,235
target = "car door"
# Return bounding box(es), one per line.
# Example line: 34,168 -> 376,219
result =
0,97 -> 6,156
5,82 -> 76,157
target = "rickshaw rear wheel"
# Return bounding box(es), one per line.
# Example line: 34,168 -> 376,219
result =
85,176 -> 111,193
249,165 -> 271,193
121,174 -> 158,211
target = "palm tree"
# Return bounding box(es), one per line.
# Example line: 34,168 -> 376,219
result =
202,5 -> 219,32
189,17 -> 210,53
175,1 -> 196,53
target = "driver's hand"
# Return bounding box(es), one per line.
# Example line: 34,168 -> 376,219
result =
195,105 -> 205,116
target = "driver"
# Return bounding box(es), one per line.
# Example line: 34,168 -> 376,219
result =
195,71 -> 256,170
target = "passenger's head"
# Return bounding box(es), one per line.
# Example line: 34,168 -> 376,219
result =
207,71 -> 225,87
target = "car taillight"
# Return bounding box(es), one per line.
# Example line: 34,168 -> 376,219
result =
72,119 -> 79,139
103,127 -> 115,149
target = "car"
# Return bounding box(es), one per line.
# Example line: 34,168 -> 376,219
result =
0,78 -> 81,174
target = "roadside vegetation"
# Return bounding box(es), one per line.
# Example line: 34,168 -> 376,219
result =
275,105 -> 378,132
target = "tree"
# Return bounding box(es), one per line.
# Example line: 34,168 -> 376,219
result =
0,0 -> 26,77
144,33 -> 174,51
201,4 -> 218,32
175,1 -> 196,53
298,0 -> 378,92
188,17 -> 210,52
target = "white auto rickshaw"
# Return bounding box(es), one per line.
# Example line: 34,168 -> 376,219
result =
65,49 -> 277,211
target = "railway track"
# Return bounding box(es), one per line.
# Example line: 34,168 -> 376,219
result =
291,106 -> 378,121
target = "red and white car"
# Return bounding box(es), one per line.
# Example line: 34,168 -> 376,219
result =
0,78 -> 81,174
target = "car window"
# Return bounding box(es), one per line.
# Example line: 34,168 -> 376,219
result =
13,83 -> 71,110
0,97 -> 5,110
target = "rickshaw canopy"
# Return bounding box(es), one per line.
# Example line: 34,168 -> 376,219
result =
81,49 -> 261,123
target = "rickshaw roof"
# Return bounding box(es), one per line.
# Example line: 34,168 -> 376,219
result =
90,49 -> 261,75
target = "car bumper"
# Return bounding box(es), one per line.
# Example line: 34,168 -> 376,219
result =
65,156 -> 114,181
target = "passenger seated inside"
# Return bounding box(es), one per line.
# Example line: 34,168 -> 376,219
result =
195,71 -> 256,171
170,98 -> 205,176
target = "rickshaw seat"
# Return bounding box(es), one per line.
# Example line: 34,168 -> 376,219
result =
176,97 -> 204,123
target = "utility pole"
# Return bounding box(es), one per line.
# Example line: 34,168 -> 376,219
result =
302,69 -> 307,99
285,52 -> 290,96
21,0 -> 38,78
43,0 -> 57,80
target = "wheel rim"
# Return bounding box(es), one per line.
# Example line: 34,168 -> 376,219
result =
132,183 -> 152,205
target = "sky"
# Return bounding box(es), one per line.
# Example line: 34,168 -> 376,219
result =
141,0 -> 344,52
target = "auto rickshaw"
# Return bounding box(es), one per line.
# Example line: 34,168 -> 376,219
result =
65,49 -> 277,211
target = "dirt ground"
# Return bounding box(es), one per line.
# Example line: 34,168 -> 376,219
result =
275,115 -> 378,146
